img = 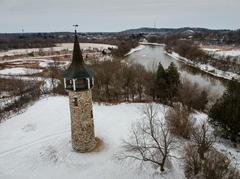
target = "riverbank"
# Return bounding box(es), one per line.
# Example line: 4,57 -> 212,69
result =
165,51 -> 240,81
139,42 -> 165,46
125,45 -> 145,56
135,42 -> 239,81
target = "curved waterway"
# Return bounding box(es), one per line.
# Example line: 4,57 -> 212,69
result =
126,45 -> 225,95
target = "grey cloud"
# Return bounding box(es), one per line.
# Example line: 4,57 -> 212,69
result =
0,0 -> 239,32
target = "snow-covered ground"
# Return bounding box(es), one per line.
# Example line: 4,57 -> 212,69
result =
0,96 -> 185,179
166,52 -> 240,81
203,48 -> 240,58
38,59 -> 54,68
216,50 -> 240,57
0,96 -> 19,109
0,67 -> 43,75
57,43 -> 117,51
0,96 -> 239,179
192,112 -> 240,170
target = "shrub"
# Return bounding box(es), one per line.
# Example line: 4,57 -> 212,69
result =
184,145 -> 240,179
178,79 -> 209,111
166,104 -> 194,139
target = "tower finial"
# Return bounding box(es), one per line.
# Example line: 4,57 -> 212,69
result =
73,24 -> 79,34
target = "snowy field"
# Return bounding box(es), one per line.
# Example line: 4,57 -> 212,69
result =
0,96 -> 239,179
0,67 -> 43,75
0,96 -> 185,179
203,48 -> 240,58
0,43 -> 117,57
57,43 -> 117,51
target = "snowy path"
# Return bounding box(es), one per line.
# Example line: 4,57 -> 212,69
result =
0,130 -> 69,157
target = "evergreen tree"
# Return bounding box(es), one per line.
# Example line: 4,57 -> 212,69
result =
209,80 -> 240,142
166,62 -> 180,99
197,90 -> 208,111
155,62 -> 167,100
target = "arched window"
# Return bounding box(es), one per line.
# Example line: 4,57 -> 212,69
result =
91,110 -> 93,118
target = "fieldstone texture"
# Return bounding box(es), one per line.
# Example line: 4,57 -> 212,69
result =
68,90 -> 96,152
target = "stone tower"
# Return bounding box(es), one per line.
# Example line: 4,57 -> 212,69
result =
63,30 -> 96,152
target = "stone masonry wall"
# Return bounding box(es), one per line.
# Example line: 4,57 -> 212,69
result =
69,90 -> 96,152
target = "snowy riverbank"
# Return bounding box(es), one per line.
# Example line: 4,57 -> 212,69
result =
125,42 -> 165,56
165,51 -> 240,81
125,45 -> 146,56
139,42 -> 165,46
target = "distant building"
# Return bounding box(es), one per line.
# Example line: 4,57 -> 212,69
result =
63,30 -> 96,152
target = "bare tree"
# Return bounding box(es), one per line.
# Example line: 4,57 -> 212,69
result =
48,58 -> 60,93
133,64 -> 146,101
178,78 -> 209,111
118,104 -> 176,172
191,123 -> 215,160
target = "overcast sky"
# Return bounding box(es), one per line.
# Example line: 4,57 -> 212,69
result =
0,0 -> 239,33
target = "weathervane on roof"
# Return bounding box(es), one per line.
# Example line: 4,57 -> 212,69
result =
73,24 -> 79,34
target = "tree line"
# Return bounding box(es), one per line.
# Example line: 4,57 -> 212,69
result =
0,78 -> 42,121
90,59 -> 209,112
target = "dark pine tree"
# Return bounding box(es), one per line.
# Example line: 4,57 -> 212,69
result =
166,62 -> 180,101
197,90 -> 208,111
209,79 -> 240,142
155,62 -> 168,101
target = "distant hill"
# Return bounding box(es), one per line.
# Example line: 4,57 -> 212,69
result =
120,27 -> 231,35
0,27 -> 237,37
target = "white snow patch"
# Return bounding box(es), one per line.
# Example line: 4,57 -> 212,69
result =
202,48 -> 220,52
203,48 -> 240,57
0,68 -> 42,75
125,45 -> 145,56
38,59 -> 54,68
216,50 -> 240,57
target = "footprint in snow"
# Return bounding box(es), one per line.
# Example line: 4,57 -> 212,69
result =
22,124 -> 36,132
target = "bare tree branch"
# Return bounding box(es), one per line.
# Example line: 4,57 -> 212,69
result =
118,104 -> 177,172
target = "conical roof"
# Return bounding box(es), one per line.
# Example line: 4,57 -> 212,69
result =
63,30 -> 93,79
